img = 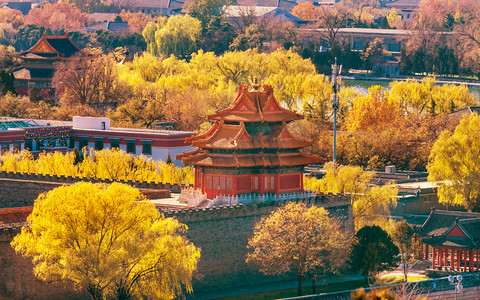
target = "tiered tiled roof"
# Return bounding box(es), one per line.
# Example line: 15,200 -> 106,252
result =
417,209 -> 480,249
18,31 -> 86,60
207,84 -> 303,123
177,83 -> 322,168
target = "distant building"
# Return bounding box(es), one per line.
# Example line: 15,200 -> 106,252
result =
372,56 -> 400,76
12,32 -> 90,98
386,0 -> 421,25
416,209 -> 480,272
233,0 -> 298,11
0,116 -> 195,166
127,0 -> 184,15
3,0 -> 33,15
223,6 -> 306,26
303,27 -> 453,54
86,21 -> 130,33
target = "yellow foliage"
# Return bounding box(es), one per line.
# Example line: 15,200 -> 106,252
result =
0,148 -> 193,184
11,182 -> 200,299
427,113 -> 480,210
247,202 -> 350,296
304,162 -> 397,230
346,85 -> 403,132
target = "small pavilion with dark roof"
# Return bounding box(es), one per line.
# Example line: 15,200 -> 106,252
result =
13,32 -> 90,98
416,209 -> 480,272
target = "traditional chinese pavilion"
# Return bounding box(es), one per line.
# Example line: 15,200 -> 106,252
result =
416,209 -> 480,272
177,82 -> 322,199
13,32 -> 89,98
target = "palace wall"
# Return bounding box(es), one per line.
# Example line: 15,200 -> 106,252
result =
0,172 -> 353,298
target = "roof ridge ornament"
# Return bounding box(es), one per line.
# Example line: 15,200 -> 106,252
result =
251,77 -> 260,91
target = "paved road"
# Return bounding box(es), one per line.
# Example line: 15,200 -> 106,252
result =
188,274 -> 365,300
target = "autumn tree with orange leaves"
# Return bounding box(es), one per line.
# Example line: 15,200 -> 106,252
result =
25,3 -> 87,31
345,85 -> 402,132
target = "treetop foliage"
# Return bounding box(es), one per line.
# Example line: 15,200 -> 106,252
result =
247,202 -> 350,296
11,182 -> 200,299
349,225 -> 400,285
0,148 -> 194,184
428,112 -> 480,211
304,162 -> 397,230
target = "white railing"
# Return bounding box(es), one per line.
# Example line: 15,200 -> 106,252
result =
178,187 -> 207,207
209,190 -> 317,208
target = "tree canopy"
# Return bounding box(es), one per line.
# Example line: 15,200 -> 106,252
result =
427,112 -> 480,211
11,182 -> 200,300
390,220 -> 416,282
246,202 -> 350,296
304,162 -> 397,230
349,225 -> 399,285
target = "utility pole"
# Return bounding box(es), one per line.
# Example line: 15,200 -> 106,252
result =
331,57 -> 342,170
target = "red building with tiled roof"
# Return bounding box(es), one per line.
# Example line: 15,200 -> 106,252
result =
416,209 -> 480,272
177,82 -> 321,199
13,32 -> 90,98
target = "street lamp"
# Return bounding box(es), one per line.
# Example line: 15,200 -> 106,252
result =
331,57 -> 342,169
448,275 -> 463,300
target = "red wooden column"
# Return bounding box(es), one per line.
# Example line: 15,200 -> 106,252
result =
464,250 -> 468,272
469,250 -> 474,271
424,244 -> 429,260
275,174 -> 280,195
457,249 -> 461,270
259,174 -> 265,196
444,248 -> 449,269
300,173 -> 304,191
432,247 -> 437,269
439,248 -> 443,269
477,250 -> 479,271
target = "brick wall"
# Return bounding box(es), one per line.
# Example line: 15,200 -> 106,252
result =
164,197 -> 353,292
0,172 -> 354,296
0,229 -> 88,300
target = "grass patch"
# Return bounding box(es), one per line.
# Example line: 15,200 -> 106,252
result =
377,274 -> 430,286
213,279 -> 366,300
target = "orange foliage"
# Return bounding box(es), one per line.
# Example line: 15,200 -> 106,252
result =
24,3 -> 87,31
118,10 -> 159,33
345,86 -> 402,132
0,8 -> 23,28
292,2 -> 322,21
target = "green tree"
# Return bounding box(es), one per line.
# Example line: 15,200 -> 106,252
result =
390,220 -> 416,282
349,225 -> 400,285
11,182 -> 200,300
14,24 -> 46,51
246,202 -> 350,296
186,0 -> 234,54
0,71 -> 16,96
143,16 -> 201,59
427,113 -> 480,211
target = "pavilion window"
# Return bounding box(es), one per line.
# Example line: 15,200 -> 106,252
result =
226,177 -> 233,193
79,138 -> 88,150
94,139 -> 104,150
142,141 -> 152,155
25,139 -> 33,151
126,141 -> 136,154
110,139 -> 120,149
1,143 -> 9,154
69,137 -> 75,148
13,142 -> 21,153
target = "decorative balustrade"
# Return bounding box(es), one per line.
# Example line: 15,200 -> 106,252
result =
178,187 -> 208,207
209,190 -> 317,208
